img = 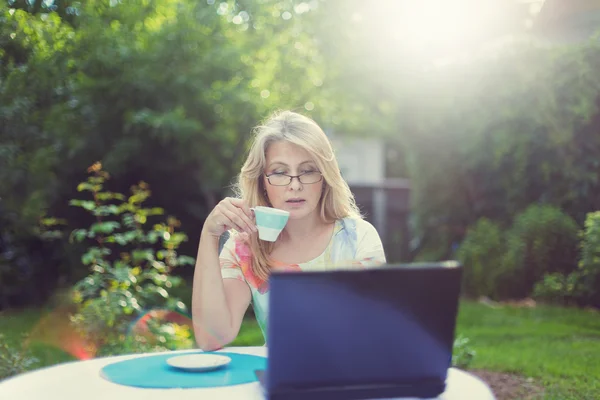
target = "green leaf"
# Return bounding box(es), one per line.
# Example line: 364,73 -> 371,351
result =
70,229 -> 89,243
122,214 -> 136,228
167,276 -> 183,288
112,267 -> 131,282
110,234 -> 129,245
76,182 -> 96,192
152,274 -> 168,285
124,231 -> 138,242
82,252 -> 95,265
90,221 -> 121,234
132,249 -> 154,262
94,205 -> 121,216
69,200 -> 96,210
148,207 -> 164,216
147,231 -> 160,244
40,217 -> 67,227
176,255 -> 195,266
164,232 -> 188,248
151,261 -> 168,273
96,192 -> 125,201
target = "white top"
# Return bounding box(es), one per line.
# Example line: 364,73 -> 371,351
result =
219,217 -> 387,341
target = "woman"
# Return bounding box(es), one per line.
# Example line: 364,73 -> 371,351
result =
192,110 -> 386,350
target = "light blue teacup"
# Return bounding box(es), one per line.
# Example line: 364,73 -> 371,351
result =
251,206 -> 290,241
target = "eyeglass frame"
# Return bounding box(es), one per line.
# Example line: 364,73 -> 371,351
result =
264,171 -> 324,186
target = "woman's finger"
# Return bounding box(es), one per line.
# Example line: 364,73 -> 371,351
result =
223,201 -> 256,233
239,231 -> 250,243
221,208 -> 250,234
228,197 -> 254,219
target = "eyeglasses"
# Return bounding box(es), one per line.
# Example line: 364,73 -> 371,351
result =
265,171 -> 323,186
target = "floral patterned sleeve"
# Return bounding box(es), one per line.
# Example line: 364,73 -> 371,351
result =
219,235 -> 246,283
355,219 -> 387,268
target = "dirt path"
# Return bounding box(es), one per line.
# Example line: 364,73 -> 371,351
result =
469,369 -> 545,400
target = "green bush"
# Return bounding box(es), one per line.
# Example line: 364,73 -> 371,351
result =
0,334 -> 39,381
452,335 -> 476,369
533,272 -> 580,306
457,205 -> 580,301
534,211 -> 600,308
456,218 -> 506,298
42,162 -> 196,355
499,205 -> 579,299
576,211 -> 600,308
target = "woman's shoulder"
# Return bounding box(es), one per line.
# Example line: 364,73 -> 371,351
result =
329,216 -> 385,263
330,217 -> 381,252
337,216 -> 379,237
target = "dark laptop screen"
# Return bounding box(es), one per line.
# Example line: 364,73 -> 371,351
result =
266,263 -> 462,391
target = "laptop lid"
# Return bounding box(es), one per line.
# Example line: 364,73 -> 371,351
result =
265,262 -> 463,393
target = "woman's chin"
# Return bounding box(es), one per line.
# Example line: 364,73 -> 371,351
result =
286,207 -> 317,221
287,211 -> 305,220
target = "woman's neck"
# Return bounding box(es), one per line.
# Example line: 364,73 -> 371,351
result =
281,212 -> 325,242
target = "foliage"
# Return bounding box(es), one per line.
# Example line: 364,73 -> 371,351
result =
457,205 -> 580,300
574,211 -> 600,308
0,0 -> 340,307
43,162 -> 195,354
291,2 -> 600,263
2,0 -> 600,308
96,320 -> 195,357
0,334 -> 39,380
533,273 -> 581,307
398,39 -> 600,260
456,218 -> 506,298
0,208 -> 70,309
0,4 -> 81,308
451,334 -> 476,369
534,211 -> 600,308
499,205 -> 580,299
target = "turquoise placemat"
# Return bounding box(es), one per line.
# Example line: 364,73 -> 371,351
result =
100,351 -> 267,389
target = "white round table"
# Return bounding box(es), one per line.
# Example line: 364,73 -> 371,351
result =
0,346 -> 495,400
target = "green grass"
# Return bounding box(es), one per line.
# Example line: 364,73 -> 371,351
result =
231,317 -> 264,346
456,302 -> 600,400
0,308 -> 76,369
2,301 -> 599,399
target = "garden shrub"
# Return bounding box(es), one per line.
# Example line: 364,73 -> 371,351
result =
42,162 -> 196,355
498,204 -> 579,299
0,334 -> 39,381
534,211 -> 600,308
456,218 -> 506,299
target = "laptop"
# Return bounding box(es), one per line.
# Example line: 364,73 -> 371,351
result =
255,261 -> 463,400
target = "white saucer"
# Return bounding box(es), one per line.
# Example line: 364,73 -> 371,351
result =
166,354 -> 232,372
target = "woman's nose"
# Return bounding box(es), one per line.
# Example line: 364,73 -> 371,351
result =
288,176 -> 303,191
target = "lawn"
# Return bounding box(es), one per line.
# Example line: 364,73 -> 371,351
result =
1,301 -> 599,399
457,302 -> 600,400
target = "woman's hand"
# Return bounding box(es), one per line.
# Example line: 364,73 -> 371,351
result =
203,197 -> 257,238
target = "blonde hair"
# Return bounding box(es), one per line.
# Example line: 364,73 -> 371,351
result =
232,110 -> 362,282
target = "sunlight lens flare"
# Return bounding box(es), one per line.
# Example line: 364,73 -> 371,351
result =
25,307 -> 97,360
364,0 -> 525,59
24,306 -> 195,361
128,308 -> 193,337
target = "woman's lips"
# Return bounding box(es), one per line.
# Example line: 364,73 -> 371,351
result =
285,199 -> 306,206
